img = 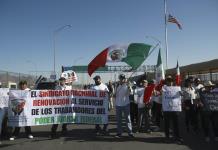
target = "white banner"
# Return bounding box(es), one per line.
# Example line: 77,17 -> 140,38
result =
162,86 -> 182,112
0,88 -> 9,108
8,89 -> 108,127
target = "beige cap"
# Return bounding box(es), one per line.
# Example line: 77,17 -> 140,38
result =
204,80 -> 214,86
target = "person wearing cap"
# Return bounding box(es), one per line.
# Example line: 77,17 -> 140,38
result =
162,76 -> 183,143
9,80 -> 33,141
91,75 -> 110,135
199,80 -> 218,142
50,77 -> 72,138
129,81 -> 138,128
136,79 -> 152,133
0,88 -> 8,144
212,83 -> 218,92
150,79 -> 163,131
193,78 -> 204,133
114,74 -> 134,138
182,78 -> 197,133
107,80 -> 114,111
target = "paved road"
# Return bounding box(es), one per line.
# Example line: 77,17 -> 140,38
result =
0,110 -> 218,150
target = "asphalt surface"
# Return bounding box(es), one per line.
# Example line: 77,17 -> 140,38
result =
0,109 -> 218,150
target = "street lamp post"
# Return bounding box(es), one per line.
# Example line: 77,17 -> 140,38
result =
53,25 -> 72,79
145,35 -> 162,57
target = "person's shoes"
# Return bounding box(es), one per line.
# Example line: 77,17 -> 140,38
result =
174,137 -> 183,144
128,133 -> 135,138
153,127 -> 160,132
164,137 -> 171,143
146,129 -> 152,134
9,136 -> 16,141
95,128 -> 101,136
62,128 -> 68,132
102,131 -> 110,136
115,134 -> 121,138
214,137 -> 218,142
62,129 -> 68,135
28,134 -> 34,139
50,132 -> 58,139
205,137 -> 210,142
95,131 -> 101,136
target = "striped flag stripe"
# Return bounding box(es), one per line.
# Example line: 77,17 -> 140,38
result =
168,14 -> 182,30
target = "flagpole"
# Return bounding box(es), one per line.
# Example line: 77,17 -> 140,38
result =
164,0 -> 168,69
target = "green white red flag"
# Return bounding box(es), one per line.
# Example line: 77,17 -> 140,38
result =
88,43 -> 151,76
155,49 -> 165,83
175,60 -> 181,86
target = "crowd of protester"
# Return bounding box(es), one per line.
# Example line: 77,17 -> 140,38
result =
1,74 -> 218,145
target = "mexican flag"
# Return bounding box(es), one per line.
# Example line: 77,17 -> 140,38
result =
88,43 -> 151,76
175,60 -> 181,86
155,49 -> 165,84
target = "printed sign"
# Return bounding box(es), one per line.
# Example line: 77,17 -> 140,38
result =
162,86 -> 182,112
200,91 -> 218,111
0,88 -> 9,108
8,89 -> 108,127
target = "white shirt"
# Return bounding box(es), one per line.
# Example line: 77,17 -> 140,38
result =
194,84 -> 204,99
25,88 -> 30,91
91,83 -> 109,92
133,87 -> 139,104
182,87 -> 196,104
136,87 -> 145,108
162,85 -> 182,112
55,85 -> 72,90
115,83 -> 131,106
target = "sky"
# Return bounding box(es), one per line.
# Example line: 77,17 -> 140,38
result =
0,0 -> 218,79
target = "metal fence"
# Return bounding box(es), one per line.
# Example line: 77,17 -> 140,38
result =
0,70 -> 37,88
186,72 -> 218,83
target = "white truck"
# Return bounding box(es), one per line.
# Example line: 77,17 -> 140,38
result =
8,82 -> 17,89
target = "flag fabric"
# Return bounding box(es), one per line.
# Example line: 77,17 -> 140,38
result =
168,14 -> 182,30
175,60 -> 181,86
155,49 -> 165,84
143,83 -> 156,104
88,43 -> 151,76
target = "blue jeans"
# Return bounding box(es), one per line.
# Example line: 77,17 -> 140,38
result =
137,107 -> 151,131
116,104 -> 133,135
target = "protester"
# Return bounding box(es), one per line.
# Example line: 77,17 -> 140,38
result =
50,77 -> 72,138
162,76 -> 183,143
0,101 -> 5,144
136,80 -> 152,133
114,74 -> 134,138
91,75 -> 109,135
151,79 -> 163,131
193,78 -> 204,133
129,81 -> 138,127
199,80 -> 218,142
182,78 -> 197,133
0,88 -> 6,144
211,83 -> 218,92
9,80 -> 33,141
107,80 -> 114,111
